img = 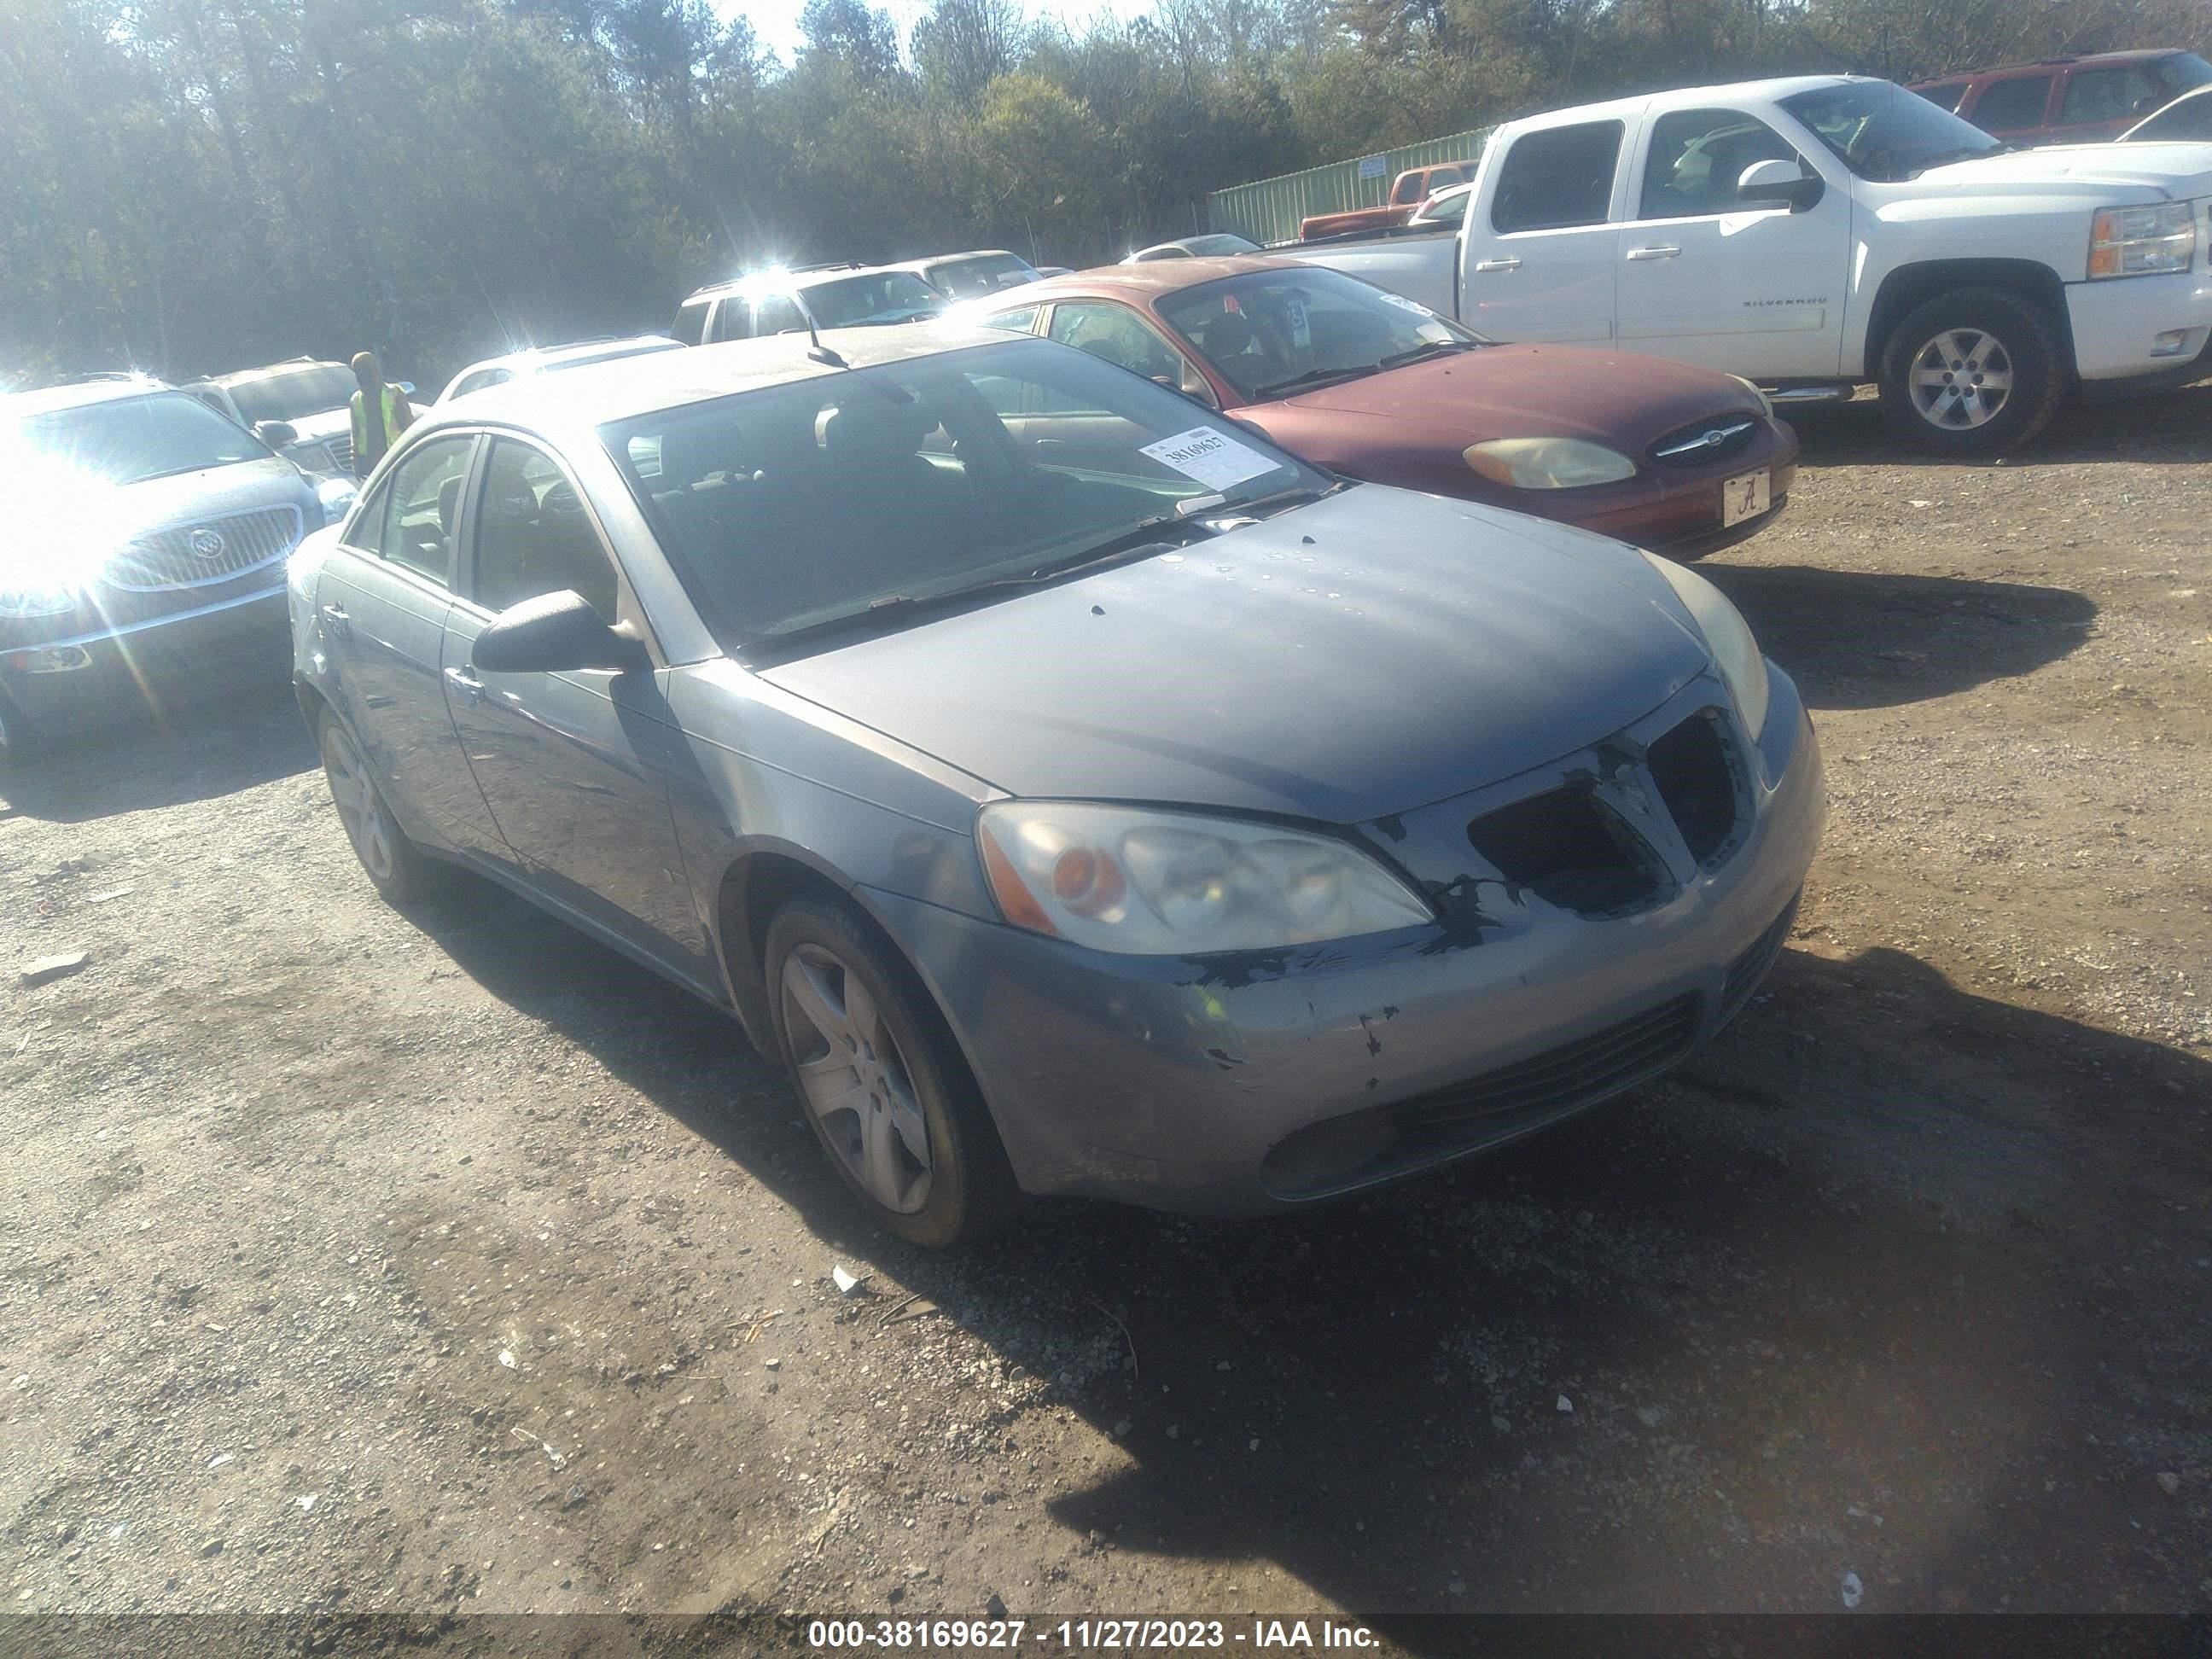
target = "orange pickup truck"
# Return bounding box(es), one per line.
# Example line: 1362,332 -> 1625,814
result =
1295,161 -> 1479,242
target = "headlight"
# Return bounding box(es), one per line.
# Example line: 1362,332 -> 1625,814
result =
316,477 -> 359,527
0,580 -> 78,620
976,801 -> 1432,955
2088,202 -> 2195,278
1464,437 -> 1637,489
1729,375 -> 1775,419
1639,551 -> 1771,737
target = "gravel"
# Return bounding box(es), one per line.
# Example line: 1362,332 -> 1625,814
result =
2,384 -> 2208,1627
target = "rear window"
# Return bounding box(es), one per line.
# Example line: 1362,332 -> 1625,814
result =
1970,76 -> 2053,131
1492,121 -> 1623,233
226,364 -> 353,424
2160,52 -> 2212,93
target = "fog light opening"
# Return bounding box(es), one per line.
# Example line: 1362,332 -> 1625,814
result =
2151,329 -> 2191,359
4,645 -> 94,674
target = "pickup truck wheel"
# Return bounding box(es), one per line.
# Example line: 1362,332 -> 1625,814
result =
1879,288 -> 2065,457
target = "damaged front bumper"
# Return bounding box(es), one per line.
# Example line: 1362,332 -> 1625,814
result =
867,667 -> 1825,1216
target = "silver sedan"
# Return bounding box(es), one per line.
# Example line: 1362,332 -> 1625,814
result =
290,325 -> 1823,1245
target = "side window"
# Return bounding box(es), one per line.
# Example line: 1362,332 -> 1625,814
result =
755,294 -> 806,335
982,306 -> 1039,334
362,435 -> 472,585
1970,76 -> 2053,131
1914,83 -> 1967,114
672,298 -> 711,347
2060,67 -> 2160,125
1491,120 -> 1624,233
708,298 -> 754,343
1639,109 -> 1801,220
468,438 -> 621,625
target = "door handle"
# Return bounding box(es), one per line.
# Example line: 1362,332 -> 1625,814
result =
1470,258 -> 1522,273
443,666 -> 484,706
1627,244 -> 1682,261
319,603 -> 351,640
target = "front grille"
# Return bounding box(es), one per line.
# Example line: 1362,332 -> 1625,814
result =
1260,994 -> 1700,1198
1650,414 -> 1759,468
323,433 -> 355,472
1719,888 -> 1801,1026
103,506 -> 303,593
1647,708 -> 1746,864
1467,705 -> 1751,915
1467,784 -> 1666,915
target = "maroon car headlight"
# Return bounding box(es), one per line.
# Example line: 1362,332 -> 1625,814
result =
1464,438 -> 1638,489
977,801 -> 1431,954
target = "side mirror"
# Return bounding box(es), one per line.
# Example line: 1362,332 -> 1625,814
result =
472,591 -> 643,675
1738,160 -> 1825,212
255,419 -> 299,447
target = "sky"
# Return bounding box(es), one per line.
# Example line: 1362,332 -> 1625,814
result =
711,0 -> 1161,68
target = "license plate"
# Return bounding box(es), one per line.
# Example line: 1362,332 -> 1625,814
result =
1722,469 -> 1771,528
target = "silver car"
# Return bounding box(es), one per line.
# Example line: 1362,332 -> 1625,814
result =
4,378 -> 346,765
289,326 -> 1823,1245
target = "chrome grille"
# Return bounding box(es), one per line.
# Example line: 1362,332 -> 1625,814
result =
1650,414 -> 1758,468
103,506 -> 303,593
323,433 -> 356,472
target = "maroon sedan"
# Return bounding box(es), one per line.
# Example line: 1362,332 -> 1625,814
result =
969,259 -> 1796,555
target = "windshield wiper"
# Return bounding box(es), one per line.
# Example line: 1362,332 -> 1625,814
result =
1250,364 -> 1373,399
1377,339 -> 1477,372
741,515 -> 1221,658
1207,479 -> 1353,521
1909,143 -> 2012,177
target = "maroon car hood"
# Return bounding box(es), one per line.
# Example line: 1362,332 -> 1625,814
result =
1263,344 -> 1758,446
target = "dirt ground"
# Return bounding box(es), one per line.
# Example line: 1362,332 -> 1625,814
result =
3,382 -> 2209,1651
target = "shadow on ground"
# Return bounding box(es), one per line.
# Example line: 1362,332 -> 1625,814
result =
407,882 -> 2212,1625
1695,565 -> 2095,711
1787,375 -> 2212,470
0,676 -> 311,824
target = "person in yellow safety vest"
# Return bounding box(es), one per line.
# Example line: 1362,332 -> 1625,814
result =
348,351 -> 415,479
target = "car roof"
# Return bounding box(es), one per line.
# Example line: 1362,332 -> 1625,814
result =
4,376 -> 177,416
457,335 -> 681,377
410,323 -> 1027,438
683,263 -> 921,303
1911,49 -> 2185,85
971,255 -> 1326,306
1522,74 -> 1866,128
900,249 -> 1022,268
207,357 -> 347,387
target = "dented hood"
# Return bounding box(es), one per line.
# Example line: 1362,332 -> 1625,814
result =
757,486 -> 1714,824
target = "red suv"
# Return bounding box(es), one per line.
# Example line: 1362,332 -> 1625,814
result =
1910,49 -> 2212,145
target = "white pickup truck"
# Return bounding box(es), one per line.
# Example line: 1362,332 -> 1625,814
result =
1284,74 -> 2212,454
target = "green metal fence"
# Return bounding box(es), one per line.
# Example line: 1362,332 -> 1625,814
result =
1206,126 -> 1494,247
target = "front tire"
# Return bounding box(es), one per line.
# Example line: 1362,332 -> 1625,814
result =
1879,287 -> 2066,457
765,893 -> 1021,1248
317,707 -> 444,904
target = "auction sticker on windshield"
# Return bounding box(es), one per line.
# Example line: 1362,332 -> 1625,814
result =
1139,427 -> 1278,492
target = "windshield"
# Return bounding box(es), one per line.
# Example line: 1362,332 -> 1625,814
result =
1780,80 -> 2003,182
1155,265 -> 1482,402
923,255 -> 1038,299
225,364 -> 355,424
603,337 -> 1327,649
802,272 -> 947,327
15,391 -> 271,485
2128,86 -> 2212,140
2164,53 -> 2212,93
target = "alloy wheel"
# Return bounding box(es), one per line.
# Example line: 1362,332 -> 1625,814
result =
321,720 -> 397,883
1907,328 -> 2014,430
780,943 -> 934,1214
